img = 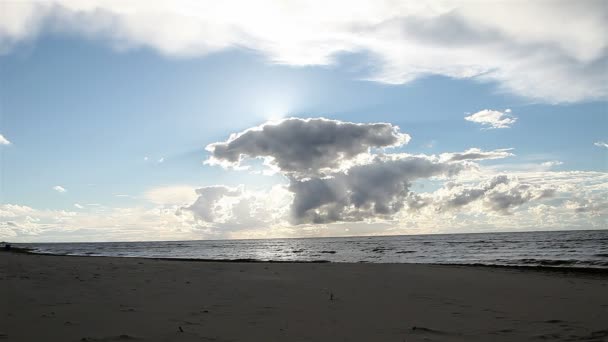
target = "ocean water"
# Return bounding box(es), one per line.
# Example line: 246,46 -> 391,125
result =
17,230 -> 608,269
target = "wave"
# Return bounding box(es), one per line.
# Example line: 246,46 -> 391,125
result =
11,229 -> 608,270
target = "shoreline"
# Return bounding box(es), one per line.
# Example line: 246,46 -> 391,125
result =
2,251 -> 608,341
7,247 -> 608,276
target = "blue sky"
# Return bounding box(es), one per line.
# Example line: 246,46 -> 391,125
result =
0,1 -> 606,241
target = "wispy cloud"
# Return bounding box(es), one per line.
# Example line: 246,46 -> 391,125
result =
1,1 -> 606,103
144,186 -> 197,206
594,141 -> 608,149
440,148 -> 514,162
541,161 -> 563,168
0,134 -> 11,145
465,109 -> 517,129
52,185 -> 67,193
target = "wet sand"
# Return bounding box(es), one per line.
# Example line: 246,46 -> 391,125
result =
1,251 -> 607,341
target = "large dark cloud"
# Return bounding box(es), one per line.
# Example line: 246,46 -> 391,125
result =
289,154 -> 465,224
206,118 -> 410,178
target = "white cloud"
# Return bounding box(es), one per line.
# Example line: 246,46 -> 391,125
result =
185,186 -> 244,223
1,1 -> 606,102
541,161 -> 563,168
3,169 -> 606,242
594,141 -> 608,149
0,203 -> 199,242
144,185 -> 198,206
74,203 -> 84,209
52,185 -> 67,193
465,109 -> 517,129
0,134 -> 11,145
157,157 -> 165,163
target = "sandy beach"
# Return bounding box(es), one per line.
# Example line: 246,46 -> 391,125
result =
1,251 -> 607,342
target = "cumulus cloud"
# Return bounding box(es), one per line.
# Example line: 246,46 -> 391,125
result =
464,109 -> 517,129
182,184 -> 293,228
440,148 -> 514,162
202,119 -> 572,225
206,118 -> 410,178
565,198 -> 608,215
289,154 -> 465,223
52,185 -> 67,193
594,141 -> 608,149
0,134 -> 10,145
2,170 -> 606,242
185,186 -> 243,222
1,1 -> 606,102
436,175 -> 555,214
2,115 -> 605,241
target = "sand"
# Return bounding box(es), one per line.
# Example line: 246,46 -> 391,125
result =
1,251 -> 607,342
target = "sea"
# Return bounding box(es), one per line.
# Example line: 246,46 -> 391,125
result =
15,230 -> 608,269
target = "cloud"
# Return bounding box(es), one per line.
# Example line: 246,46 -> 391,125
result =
206,117 -> 410,178
185,186 -> 243,222
440,148 -> 514,162
144,185 -> 198,206
0,134 -> 11,145
202,119 -> 576,225
565,198 -> 608,215
464,109 -> 517,129
289,154 -> 465,224
182,185 -> 293,228
540,161 -> 563,168
594,141 -> 608,149
2,116 -> 606,241
157,157 -> 165,163
52,185 -> 67,193
436,175 -> 555,214
2,170 -> 606,242
0,203 -> 199,242
1,1 -> 606,102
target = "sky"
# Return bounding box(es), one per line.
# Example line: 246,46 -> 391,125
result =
0,0 -> 607,242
